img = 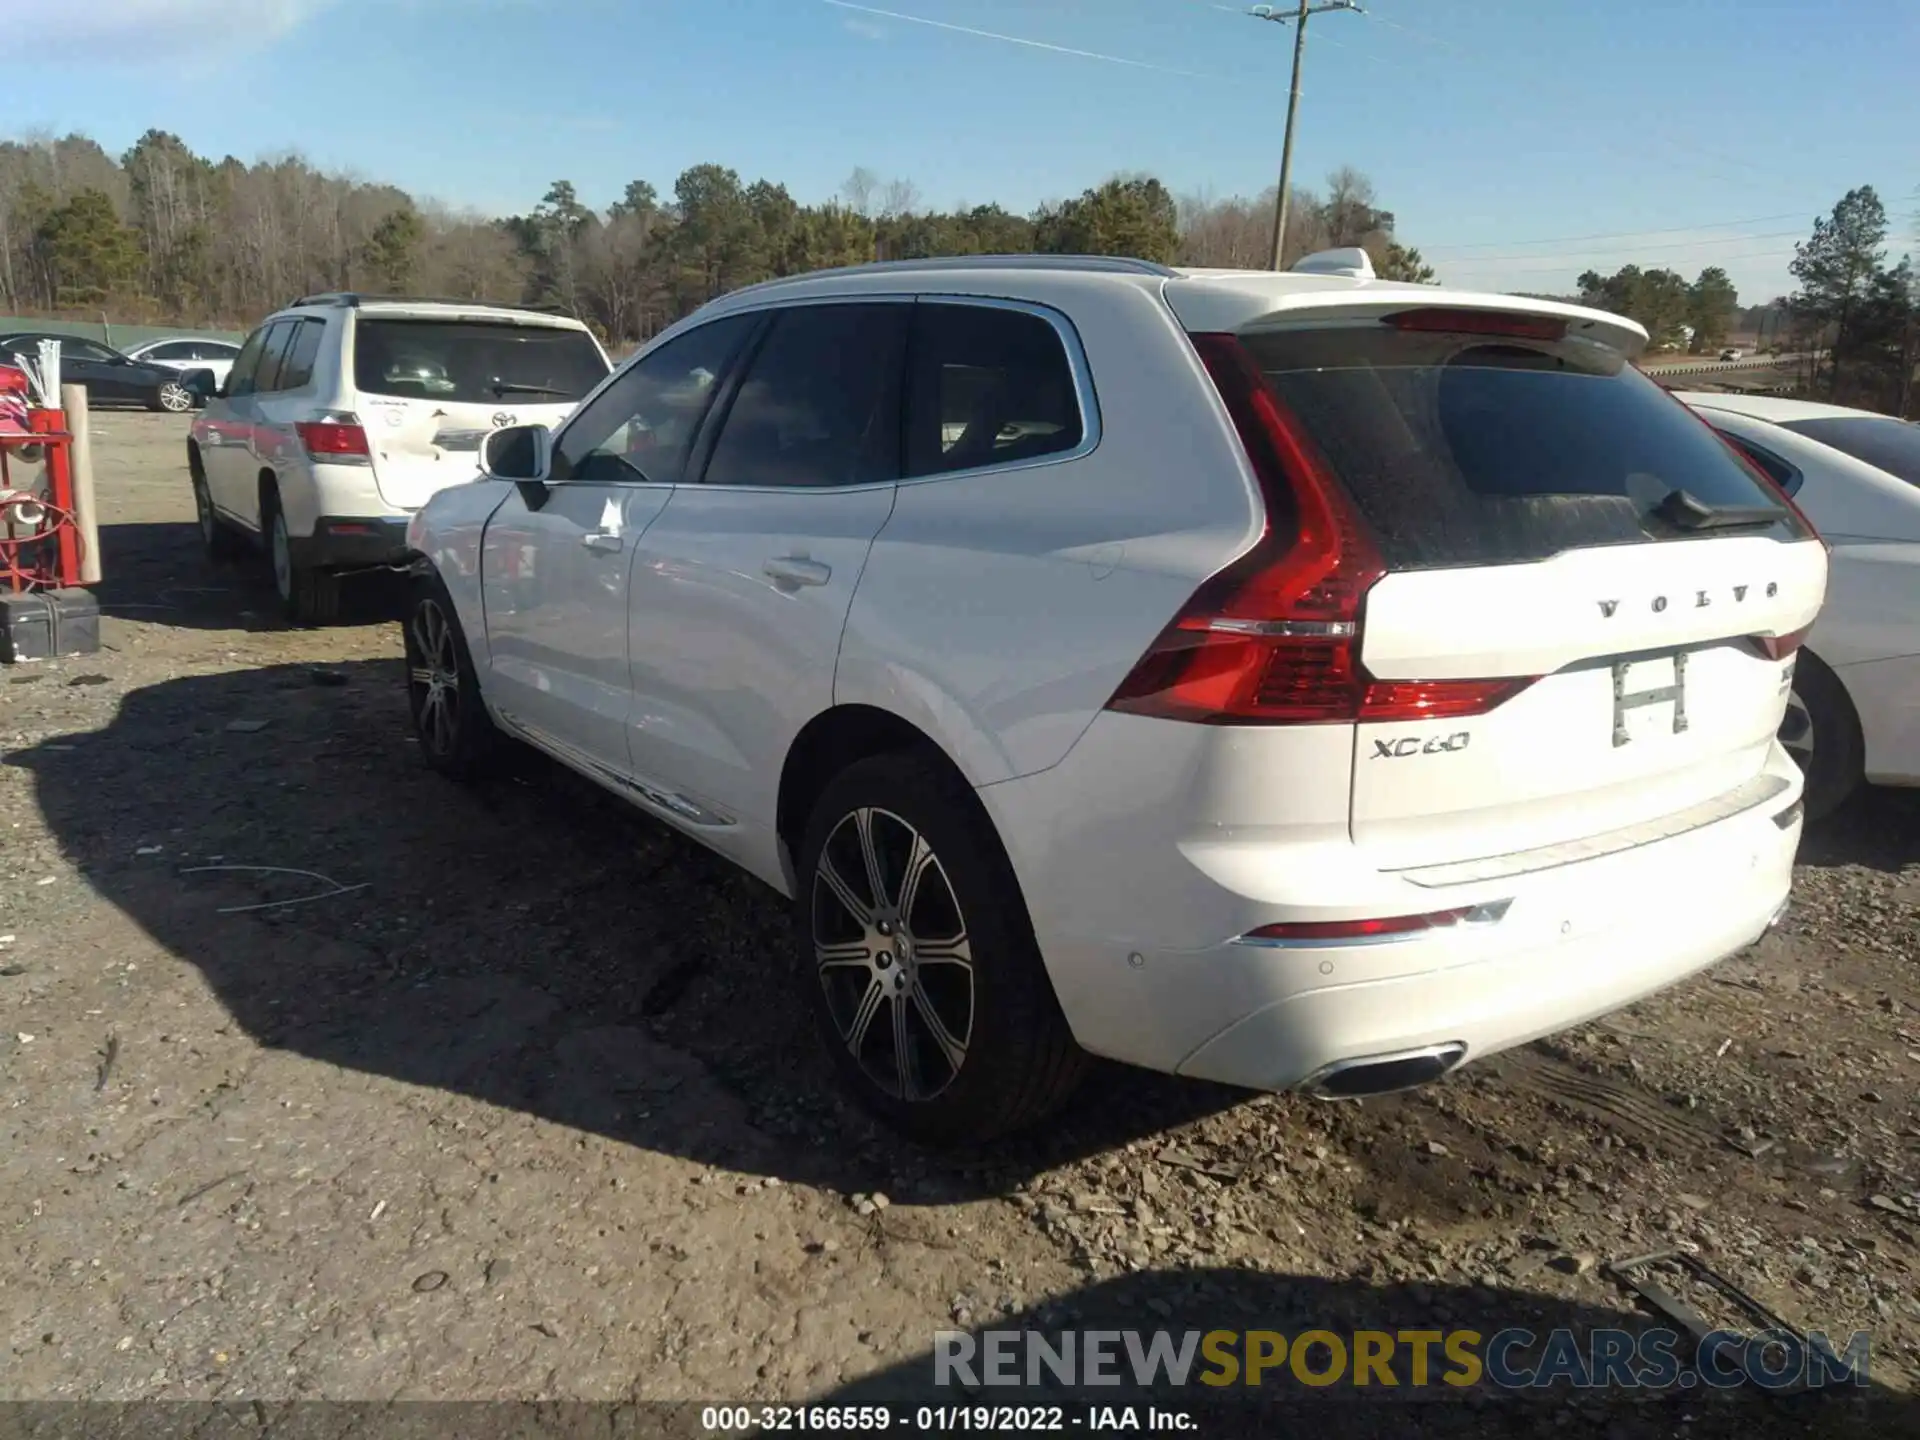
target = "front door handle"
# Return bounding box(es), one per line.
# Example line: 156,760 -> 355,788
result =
764,556 -> 831,588
581,531 -> 624,553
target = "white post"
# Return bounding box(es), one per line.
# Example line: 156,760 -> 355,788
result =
61,382 -> 101,585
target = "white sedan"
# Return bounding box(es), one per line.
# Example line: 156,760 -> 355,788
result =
122,336 -> 243,389
1681,391 -> 1920,817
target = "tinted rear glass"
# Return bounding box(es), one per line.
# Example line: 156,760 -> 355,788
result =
353,320 -> 606,405
1244,325 -> 1801,569
1777,415 -> 1920,486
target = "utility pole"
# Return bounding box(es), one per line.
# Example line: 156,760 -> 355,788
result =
1251,1 -> 1363,272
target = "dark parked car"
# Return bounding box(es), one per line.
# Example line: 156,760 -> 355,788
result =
0,332 -> 206,412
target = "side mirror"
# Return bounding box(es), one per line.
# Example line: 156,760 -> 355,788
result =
181,368 -> 218,401
479,422 -> 552,484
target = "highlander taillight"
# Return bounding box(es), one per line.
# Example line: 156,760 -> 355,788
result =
296,417 -> 371,461
1103,332 -> 1535,725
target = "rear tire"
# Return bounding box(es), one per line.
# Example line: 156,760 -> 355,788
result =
404,572 -> 501,780
1781,649 -> 1862,822
262,487 -> 339,627
795,751 -> 1088,1147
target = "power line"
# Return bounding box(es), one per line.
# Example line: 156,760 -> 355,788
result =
1248,1 -> 1366,271
1421,213 -> 1811,254
1432,228 -> 1808,265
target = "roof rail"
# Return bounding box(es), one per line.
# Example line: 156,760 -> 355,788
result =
285,292 -> 557,312
718,252 -> 1178,302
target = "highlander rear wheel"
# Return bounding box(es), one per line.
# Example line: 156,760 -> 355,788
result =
796,752 -> 1087,1145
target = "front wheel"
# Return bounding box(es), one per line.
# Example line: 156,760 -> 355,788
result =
404,575 -> 501,780
796,752 -> 1088,1146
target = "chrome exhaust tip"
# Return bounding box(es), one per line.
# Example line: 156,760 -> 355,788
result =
1301,1042 -> 1469,1100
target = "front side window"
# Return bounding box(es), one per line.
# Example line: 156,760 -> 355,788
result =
905,302 -> 1085,478
553,313 -> 756,485
702,303 -> 909,489
147,341 -> 198,361
59,338 -> 115,364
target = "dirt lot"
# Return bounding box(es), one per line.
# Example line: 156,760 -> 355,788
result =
2,412 -> 1918,1435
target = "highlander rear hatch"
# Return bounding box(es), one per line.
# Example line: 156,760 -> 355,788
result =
350,314 -> 609,509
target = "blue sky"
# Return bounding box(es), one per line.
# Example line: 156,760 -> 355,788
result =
9,0 -> 1918,304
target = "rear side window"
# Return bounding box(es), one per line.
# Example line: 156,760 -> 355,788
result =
353,319 -> 606,405
702,303 -> 909,489
1717,431 -> 1803,496
1244,325 -> 1805,569
147,341 -> 197,361
906,303 -> 1084,478
276,320 -> 323,390
1778,416 -> 1920,487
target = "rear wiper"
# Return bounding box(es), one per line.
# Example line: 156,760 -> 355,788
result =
490,381 -> 574,398
1650,487 -> 1787,531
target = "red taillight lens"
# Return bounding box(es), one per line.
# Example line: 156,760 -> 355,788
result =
1386,307 -> 1568,342
1755,625 -> 1811,661
296,420 -> 370,459
1104,333 -> 1534,725
1245,908 -> 1474,942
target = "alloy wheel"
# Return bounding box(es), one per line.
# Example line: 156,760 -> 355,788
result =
811,806 -> 975,1102
159,382 -> 193,412
408,598 -> 462,758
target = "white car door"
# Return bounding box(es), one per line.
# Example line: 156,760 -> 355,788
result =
621,300 -> 910,882
197,323 -> 274,524
479,311 -> 760,783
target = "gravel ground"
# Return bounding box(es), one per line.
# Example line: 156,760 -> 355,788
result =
1,413 -> 1916,1436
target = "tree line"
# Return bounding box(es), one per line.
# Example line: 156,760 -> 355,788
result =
1566,183 -> 1916,415
0,130 -> 1436,345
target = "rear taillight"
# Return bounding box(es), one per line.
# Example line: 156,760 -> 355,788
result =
1239,900 -> 1510,945
1104,333 -> 1535,726
296,418 -> 370,461
1755,625 -> 1811,661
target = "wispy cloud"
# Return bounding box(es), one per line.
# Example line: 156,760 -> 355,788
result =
821,1 -> 1216,79
0,0 -> 332,65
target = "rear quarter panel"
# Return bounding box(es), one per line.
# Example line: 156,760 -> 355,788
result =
836,277 -> 1261,786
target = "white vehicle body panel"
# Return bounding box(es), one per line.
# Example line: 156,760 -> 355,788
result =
1685,394 -> 1920,786
404,261 -> 1823,1096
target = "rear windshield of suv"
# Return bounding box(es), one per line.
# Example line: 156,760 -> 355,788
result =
1242,322 -> 1803,569
353,319 -> 607,406
1776,415 -> 1920,487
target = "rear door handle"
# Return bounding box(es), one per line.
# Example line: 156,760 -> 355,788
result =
764,556 -> 831,588
581,531 -> 624,553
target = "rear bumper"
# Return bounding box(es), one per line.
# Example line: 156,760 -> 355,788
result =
980,719 -> 1806,1093
286,515 -> 412,572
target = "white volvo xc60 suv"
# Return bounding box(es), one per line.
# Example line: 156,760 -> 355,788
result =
401,249 -> 1827,1144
